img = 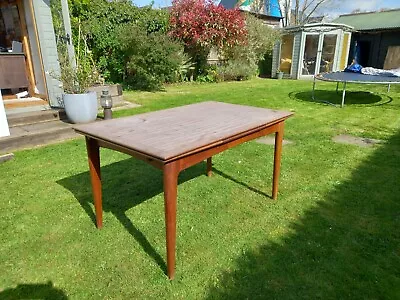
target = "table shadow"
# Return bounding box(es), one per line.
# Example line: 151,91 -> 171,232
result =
57,157 -> 207,274
213,168 -> 272,199
0,281 -> 67,299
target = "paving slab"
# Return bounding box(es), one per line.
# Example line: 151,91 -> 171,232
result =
256,136 -> 294,145
333,134 -> 383,147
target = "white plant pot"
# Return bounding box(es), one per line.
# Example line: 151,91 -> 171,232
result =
63,92 -> 98,124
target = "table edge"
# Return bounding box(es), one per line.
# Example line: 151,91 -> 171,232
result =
75,114 -> 292,162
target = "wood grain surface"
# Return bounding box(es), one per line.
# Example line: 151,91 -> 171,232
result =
75,101 -> 293,160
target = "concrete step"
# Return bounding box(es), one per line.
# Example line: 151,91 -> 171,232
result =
0,119 -> 78,154
6,109 -> 67,127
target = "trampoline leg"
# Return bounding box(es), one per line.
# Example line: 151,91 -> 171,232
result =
312,76 -> 316,101
388,84 -> 391,93
341,82 -> 347,108
336,82 -> 339,93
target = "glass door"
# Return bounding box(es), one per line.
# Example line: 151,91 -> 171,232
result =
301,34 -> 319,75
319,34 -> 337,73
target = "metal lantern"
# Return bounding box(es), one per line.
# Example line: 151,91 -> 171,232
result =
100,89 -> 113,120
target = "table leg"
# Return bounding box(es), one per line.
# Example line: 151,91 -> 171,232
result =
163,162 -> 179,280
272,123 -> 284,200
86,137 -> 103,229
207,157 -> 212,177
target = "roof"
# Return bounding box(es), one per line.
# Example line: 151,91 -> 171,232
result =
283,22 -> 353,33
333,9 -> 400,31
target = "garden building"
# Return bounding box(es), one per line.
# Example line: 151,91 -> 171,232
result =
272,23 -> 353,79
332,9 -> 400,70
0,0 -> 62,108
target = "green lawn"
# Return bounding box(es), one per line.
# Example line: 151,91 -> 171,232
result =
1,78 -> 399,299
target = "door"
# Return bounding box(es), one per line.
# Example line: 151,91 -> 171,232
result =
0,0 -> 36,99
301,33 -> 319,76
319,34 -> 337,73
300,31 -> 339,78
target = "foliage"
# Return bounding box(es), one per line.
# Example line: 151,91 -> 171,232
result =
56,51 -> 101,94
217,59 -> 258,81
220,14 -> 280,81
169,0 -> 247,50
169,0 -> 247,74
195,65 -> 219,83
50,0 -> 100,94
117,25 -> 186,90
68,0 -> 170,84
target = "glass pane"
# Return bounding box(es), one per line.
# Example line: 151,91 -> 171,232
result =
279,34 -> 293,74
302,35 -> 319,75
0,5 -> 23,52
320,34 -> 337,73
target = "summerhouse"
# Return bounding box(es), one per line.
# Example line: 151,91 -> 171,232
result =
272,23 -> 353,79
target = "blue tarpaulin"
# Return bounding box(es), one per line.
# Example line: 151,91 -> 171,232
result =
266,0 -> 282,18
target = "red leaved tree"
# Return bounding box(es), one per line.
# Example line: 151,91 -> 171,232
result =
169,0 -> 247,71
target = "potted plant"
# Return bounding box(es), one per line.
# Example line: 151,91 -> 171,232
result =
58,56 -> 99,124
276,69 -> 284,80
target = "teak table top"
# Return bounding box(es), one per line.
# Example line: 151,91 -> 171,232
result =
75,101 -> 292,161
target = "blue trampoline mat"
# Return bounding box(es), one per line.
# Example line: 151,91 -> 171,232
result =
316,72 -> 400,84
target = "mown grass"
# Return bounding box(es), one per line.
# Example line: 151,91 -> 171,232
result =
0,78 -> 399,299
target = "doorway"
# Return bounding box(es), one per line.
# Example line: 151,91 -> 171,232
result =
0,0 -> 37,102
301,32 -> 338,77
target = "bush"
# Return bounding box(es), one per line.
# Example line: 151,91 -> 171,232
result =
118,25 -> 186,90
68,0 -> 170,84
222,14 -> 280,79
217,59 -> 258,81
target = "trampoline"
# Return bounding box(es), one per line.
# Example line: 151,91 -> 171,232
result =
312,71 -> 400,107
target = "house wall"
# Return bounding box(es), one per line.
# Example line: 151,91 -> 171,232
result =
31,0 -> 63,107
271,42 -> 280,78
291,32 -> 301,79
350,30 -> 400,68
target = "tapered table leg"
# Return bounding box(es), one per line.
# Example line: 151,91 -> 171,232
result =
86,137 -> 103,229
206,157 -> 212,177
272,122 -> 284,200
163,162 -> 179,280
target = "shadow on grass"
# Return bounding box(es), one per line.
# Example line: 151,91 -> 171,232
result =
207,130 -> 400,298
57,157 -> 207,274
291,90 -> 393,106
213,168 -> 271,198
0,281 -> 67,299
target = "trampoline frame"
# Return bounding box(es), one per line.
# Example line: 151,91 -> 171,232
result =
311,72 -> 399,107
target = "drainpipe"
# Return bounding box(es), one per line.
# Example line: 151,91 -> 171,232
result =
61,0 -> 76,68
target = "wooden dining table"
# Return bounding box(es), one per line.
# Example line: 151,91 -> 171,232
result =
74,101 -> 293,279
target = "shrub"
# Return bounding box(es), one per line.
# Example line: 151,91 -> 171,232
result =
68,0 -> 170,84
169,0 -> 247,76
217,59 -> 258,81
118,25 -> 186,90
222,14 -> 280,78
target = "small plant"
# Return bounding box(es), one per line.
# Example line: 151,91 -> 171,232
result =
58,56 -> 100,94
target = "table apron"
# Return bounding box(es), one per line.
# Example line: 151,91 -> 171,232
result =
91,120 -> 283,173
171,121 -> 283,173
96,139 -> 164,169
